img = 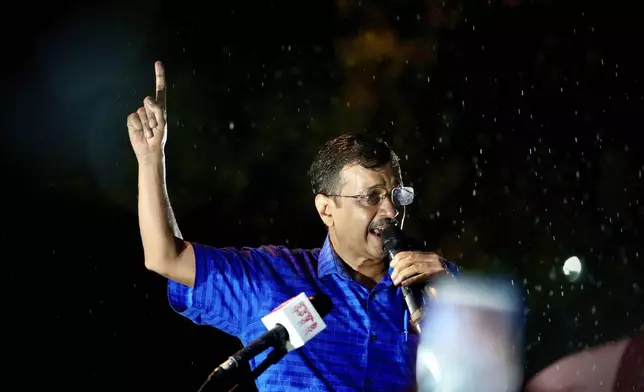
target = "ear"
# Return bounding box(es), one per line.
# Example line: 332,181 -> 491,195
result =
314,194 -> 335,227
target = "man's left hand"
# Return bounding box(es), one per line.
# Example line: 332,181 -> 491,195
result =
390,251 -> 446,287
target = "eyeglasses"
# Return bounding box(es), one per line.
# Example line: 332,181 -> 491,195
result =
324,186 -> 415,207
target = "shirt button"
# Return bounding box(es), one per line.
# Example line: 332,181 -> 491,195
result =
370,334 -> 378,341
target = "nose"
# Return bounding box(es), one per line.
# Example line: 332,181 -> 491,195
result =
379,196 -> 399,219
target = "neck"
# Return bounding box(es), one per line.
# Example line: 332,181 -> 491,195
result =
328,233 -> 387,289
349,267 -> 388,291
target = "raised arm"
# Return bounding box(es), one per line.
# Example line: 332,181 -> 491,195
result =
127,61 -> 196,287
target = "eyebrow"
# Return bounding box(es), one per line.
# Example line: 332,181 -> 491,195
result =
364,179 -> 402,191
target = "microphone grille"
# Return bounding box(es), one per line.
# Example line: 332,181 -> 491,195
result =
309,293 -> 333,318
382,225 -> 404,253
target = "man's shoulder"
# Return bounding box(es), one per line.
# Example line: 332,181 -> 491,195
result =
192,241 -> 323,277
231,243 -> 322,270
238,244 -> 323,283
241,244 -> 321,259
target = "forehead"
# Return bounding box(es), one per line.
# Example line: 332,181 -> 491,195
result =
338,163 -> 401,193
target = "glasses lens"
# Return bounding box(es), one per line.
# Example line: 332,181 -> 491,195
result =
366,191 -> 383,206
392,186 -> 414,206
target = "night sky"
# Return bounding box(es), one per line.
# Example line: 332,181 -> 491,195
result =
3,0 -> 643,391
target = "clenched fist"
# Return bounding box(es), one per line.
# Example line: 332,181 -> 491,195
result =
390,251 -> 446,287
127,61 -> 167,162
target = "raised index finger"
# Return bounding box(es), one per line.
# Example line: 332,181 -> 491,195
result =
154,61 -> 166,108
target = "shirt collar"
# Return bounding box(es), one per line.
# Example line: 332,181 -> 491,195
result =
317,235 -> 395,288
317,235 -> 351,279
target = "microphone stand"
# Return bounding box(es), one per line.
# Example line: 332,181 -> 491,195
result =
226,345 -> 288,392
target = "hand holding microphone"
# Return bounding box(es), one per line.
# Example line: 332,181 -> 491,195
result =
382,226 -> 448,333
383,226 -> 447,287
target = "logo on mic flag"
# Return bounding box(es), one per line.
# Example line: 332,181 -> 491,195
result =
261,292 -> 328,351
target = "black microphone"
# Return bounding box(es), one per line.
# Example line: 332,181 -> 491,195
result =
199,293 -> 333,391
382,225 -> 427,334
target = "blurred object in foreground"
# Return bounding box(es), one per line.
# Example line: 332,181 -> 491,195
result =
525,333 -> 644,392
416,274 -> 524,392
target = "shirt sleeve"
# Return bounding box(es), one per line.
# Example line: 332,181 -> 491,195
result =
167,242 -> 270,336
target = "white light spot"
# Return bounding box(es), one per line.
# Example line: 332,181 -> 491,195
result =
563,256 -> 582,281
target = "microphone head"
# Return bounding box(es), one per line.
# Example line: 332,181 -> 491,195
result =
308,293 -> 333,318
382,225 -> 407,255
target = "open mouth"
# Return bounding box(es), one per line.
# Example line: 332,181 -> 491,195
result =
368,219 -> 398,239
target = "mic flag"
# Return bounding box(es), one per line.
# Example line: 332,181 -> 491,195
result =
203,292 -> 332,389
261,292 -> 332,352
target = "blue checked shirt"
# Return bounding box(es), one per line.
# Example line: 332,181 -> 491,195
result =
168,235 -> 459,392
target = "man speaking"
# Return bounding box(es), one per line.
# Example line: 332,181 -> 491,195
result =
127,61 -> 458,391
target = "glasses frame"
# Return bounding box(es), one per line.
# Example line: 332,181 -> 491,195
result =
324,186 -> 415,207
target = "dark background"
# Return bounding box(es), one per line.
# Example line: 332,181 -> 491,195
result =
2,0 -> 643,391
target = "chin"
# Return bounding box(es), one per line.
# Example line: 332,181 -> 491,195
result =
367,231 -> 381,245
371,240 -> 386,257
365,231 -> 386,260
